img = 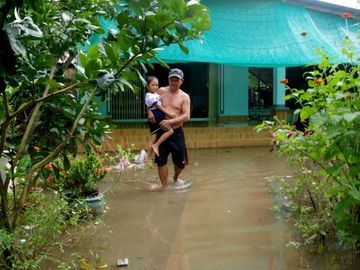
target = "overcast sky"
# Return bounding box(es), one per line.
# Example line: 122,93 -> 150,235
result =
319,0 -> 360,9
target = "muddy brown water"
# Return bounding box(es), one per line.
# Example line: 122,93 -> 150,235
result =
70,147 -> 359,270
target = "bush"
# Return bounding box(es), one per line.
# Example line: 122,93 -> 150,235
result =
46,152 -> 108,197
257,38 -> 360,251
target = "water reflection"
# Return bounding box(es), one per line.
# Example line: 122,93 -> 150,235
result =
84,147 -> 359,269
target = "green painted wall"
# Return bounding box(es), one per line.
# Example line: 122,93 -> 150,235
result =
208,64 -> 217,124
221,65 -> 249,116
273,67 -> 286,107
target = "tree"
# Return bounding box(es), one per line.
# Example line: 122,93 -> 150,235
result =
0,0 -> 210,267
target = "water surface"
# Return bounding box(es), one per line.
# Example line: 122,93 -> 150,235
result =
85,147 -> 359,270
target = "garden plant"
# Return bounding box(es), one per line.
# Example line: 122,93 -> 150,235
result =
0,0 -> 210,268
46,152 -> 109,198
257,35 -> 360,255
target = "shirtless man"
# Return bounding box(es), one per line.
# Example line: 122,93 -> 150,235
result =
148,68 -> 190,189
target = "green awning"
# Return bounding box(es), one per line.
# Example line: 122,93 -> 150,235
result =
157,0 -> 359,67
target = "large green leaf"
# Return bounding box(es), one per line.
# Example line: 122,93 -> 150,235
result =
104,43 -> 118,66
15,155 -> 32,177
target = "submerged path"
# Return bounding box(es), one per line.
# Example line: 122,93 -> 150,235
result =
86,147 -> 357,270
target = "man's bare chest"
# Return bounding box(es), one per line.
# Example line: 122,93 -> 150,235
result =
162,93 -> 182,110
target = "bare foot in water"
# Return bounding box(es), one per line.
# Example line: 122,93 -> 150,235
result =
148,183 -> 165,191
174,178 -> 185,186
152,144 -> 159,157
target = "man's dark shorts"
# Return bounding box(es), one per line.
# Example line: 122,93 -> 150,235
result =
155,127 -> 188,168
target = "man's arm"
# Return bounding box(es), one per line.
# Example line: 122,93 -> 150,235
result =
157,86 -> 166,95
155,103 -> 176,118
160,93 -> 190,129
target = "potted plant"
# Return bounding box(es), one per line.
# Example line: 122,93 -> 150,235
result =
45,152 -> 109,217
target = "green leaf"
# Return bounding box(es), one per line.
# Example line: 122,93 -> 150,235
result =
349,188 -> 360,201
324,163 -> 343,177
87,44 -> 100,58
63,155 -> 70,171
52,165 -> 60,180
333,197 -> 352,226
178,42 -> 189,55
343,112 -> 360,122
78,52 -> 87,66
15,155 -> 32,177
308,151 -> 320,162
116,11 -> 129,26
117,28 -> 133,51
136,69 -> 147,87
300,106 -> 316,121
154,55 -> 169,69
104,44 -> 118,66
117,78 -> 134,92
128,0 -> 151,15
50,128 -> 60,135
175,21 -> 188,35
167,0 -> 187,14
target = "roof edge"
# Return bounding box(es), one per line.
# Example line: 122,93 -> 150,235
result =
280,0 -> 360,18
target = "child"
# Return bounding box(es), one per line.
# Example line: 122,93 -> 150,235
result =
145,76 -> 175,159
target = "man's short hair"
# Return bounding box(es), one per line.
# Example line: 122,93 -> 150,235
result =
168,68 -> 184,79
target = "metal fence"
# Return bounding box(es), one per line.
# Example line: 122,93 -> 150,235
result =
110,78 -> 146,124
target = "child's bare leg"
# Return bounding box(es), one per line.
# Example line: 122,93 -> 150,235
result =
147,134 -> 157,160
152,128 -> 174,156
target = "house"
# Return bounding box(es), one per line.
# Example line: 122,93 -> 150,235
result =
100,0 -> 359,150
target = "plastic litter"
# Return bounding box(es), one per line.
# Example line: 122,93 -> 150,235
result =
116,258 -> 129,267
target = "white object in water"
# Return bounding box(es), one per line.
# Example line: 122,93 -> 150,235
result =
167,179 -> 192,191
0,157 -> 14,192
113,160 -> 130,171
134,149 -> 147,164
117,258 -> 129,267
0,157 -> 10,183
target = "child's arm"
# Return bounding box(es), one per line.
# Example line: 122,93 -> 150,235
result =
147,106 -> 155,123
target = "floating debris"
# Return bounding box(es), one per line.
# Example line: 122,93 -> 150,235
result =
117,258 -> 129,267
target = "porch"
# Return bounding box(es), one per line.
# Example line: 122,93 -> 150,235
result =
102,123 -> 271,152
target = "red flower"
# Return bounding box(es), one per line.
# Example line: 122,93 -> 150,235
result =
287,131 -> 296,139
269,132 -> 276,139
100,167 -> 108,174
280,78 -> 289,84
314,78 -> 323,85
47,175 -> 54,183
44,163 -> 53,170
342,12 -> 352,19
303,129 -> 314,136
68,179 -> 76,185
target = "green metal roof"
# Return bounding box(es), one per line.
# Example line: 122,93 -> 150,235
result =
157,0 -> 359,67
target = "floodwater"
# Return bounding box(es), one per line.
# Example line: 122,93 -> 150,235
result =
78,147 -> 359,270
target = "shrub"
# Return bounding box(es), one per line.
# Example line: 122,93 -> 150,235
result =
257,37 -> 360,251
46,152 -> 108,197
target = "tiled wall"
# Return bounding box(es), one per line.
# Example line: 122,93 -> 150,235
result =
102,127 -> 270,151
